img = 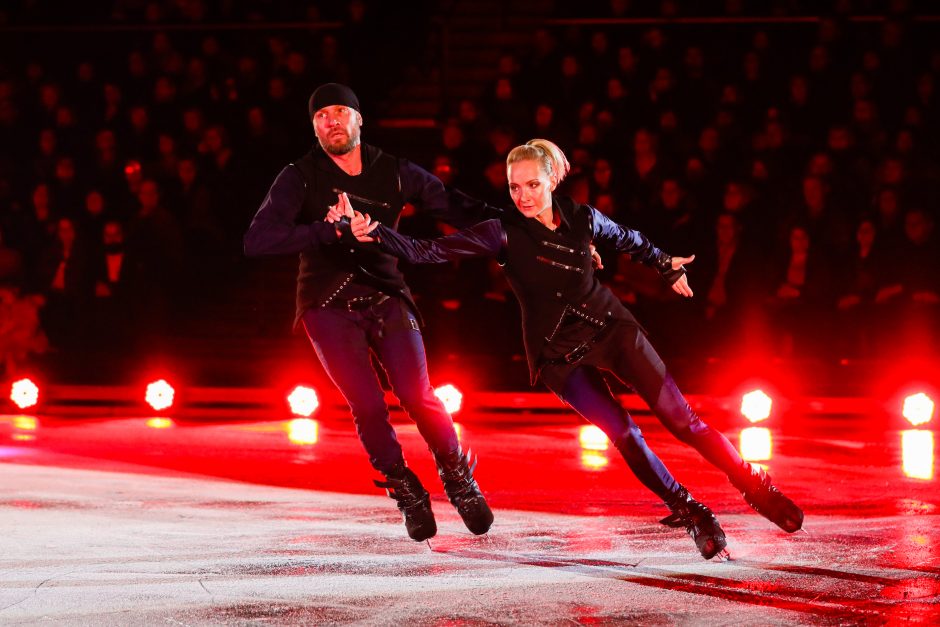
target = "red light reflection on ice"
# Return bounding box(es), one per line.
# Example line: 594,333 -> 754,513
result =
146,418 -> 174,429
579,425 -> 609,451
740,426 -> 772,462
581,451 -> 609,470
287,418 -> 319,446
902,430 -> 934,480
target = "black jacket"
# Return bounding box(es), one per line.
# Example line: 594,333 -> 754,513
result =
244,142 -> 491,328
370,196 -> 679,383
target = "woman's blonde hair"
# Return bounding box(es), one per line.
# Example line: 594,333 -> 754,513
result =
506,139 -> 570,188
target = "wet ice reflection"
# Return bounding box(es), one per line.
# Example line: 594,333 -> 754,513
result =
146,418 -> 174,429
740,426 -> 772,462
579,426 -> 610,470
901,429 -> 934,480
287,418 -> 319,446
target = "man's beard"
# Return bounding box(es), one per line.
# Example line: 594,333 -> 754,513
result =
319,128 -> 360,155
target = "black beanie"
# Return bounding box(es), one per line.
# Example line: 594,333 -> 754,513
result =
308,83 -> 360,116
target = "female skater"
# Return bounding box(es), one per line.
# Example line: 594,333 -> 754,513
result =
342,139 -> 803,560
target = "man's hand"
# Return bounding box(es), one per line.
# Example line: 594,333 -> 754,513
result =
325,192 -> 356,223
670,254 -> 695,297
351,211 -> 380,242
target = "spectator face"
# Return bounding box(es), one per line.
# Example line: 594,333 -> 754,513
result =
578,124 -> 597,146
204,126 -> 226,153
809,45 -> 829,72
660,179 -> 682,209
807,153 -> 833,177
182,108 -> 204,133
850,72 -> 871,100
594,193 -> 615,216
103,84 -> 122,106
85,191 -> 104,216
802,177 -> 826,210
699,127 -> 719,154
917,73 -> 934,103
55,157 -> 75,183
856,220 -> 876,249
651,68 -> 673,94
561,55 -> 580,78
895,130 -> 914,154
494,78 -> 513,100
124,160 -> 143,186
138,181 -> 159,211
248,107 -> 265,133
39,129 -> 56,156
268,78 -> 287,100
789,227 -> 810,254
312,105 -> 362,156
442,122 -> 463,150
684,47 -> 704,73
95,129 -> 116,153
535,105 -> 553,128
508,159 -> 553,218
593,159 -> 612,187
607,78 -> 625,100
158,134 -> 175,156
154,76 -> 176,103
618,47 -> 636,73
743,52 -> 760,81
286,51 -> 307,75
127,51 -> 147,77
57,218 -> 76,247
634,129 -> 655,154
723,183 -> 746,212
716,213 -> 740,246
458,99 -> 478,122
877,189 -> 899,221
789,75 -> 808,104
129,107 -> 149,132
904,210 -> 933,245
103,221 -> 124,248
880,159 -> 904,185
590,32 -> 609,55
39,83 -> 60,110
178,159 -> 197,186
827,127 -> 852,151
32,184 -> 50,212
853,100 -> 876,125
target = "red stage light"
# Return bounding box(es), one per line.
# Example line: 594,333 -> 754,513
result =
10,378 -> 39,409
902,393 -> 935,427
434,384 -> 463,414
287,385 -> 319,417
740,389 -> 773,423
145,379 -> 175,411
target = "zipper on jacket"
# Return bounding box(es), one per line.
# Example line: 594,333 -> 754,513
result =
541,240 -> 577,254
536,255 -> 583,273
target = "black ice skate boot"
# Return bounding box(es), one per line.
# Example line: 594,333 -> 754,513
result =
731,463 -> 803,533
661,486 -> 727,560
434,447 -> 494,535
374,463 -> 437,542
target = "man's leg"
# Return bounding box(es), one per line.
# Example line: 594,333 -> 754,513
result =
303,306 -> 436,541
547,364 -> 726,560
371,299 -> 492,535
607,324 -> 803,532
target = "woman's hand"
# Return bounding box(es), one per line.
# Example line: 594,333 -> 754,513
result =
670,254 -> 695,298
350,211 -> 380,242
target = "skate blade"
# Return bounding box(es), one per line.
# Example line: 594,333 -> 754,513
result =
715,549 -> 732,561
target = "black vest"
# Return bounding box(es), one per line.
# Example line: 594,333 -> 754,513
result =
500,196 -> 641,382
291,143 -> 418,327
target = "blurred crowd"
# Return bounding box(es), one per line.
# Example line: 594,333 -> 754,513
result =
0,0 -> 938,379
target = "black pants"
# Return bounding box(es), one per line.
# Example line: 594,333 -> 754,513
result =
542,322 -> 746,502
302,297 -> 459,474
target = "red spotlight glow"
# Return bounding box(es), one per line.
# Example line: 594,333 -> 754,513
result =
145,380 -> 175,412
740,427 -> 773,462
902,393 -> 935,427
287,418 -> 319,445
287,385 -> 319,417
434,384 -> 463,414
10,378 -> 39,409
741,389 -> 773,423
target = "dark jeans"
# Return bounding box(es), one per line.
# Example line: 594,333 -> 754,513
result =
302,296 -> 458,474
544,322 -> 746,502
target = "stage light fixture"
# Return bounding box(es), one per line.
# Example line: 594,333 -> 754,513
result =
579,425 -> 609,451
145,379 -> 175,412
10,378 -> 40,410
287,418 -> 319,445
287,385 -> 320,417
740,389 -> 772,423
902,392 -> 934,427
434,384 -> 463,414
